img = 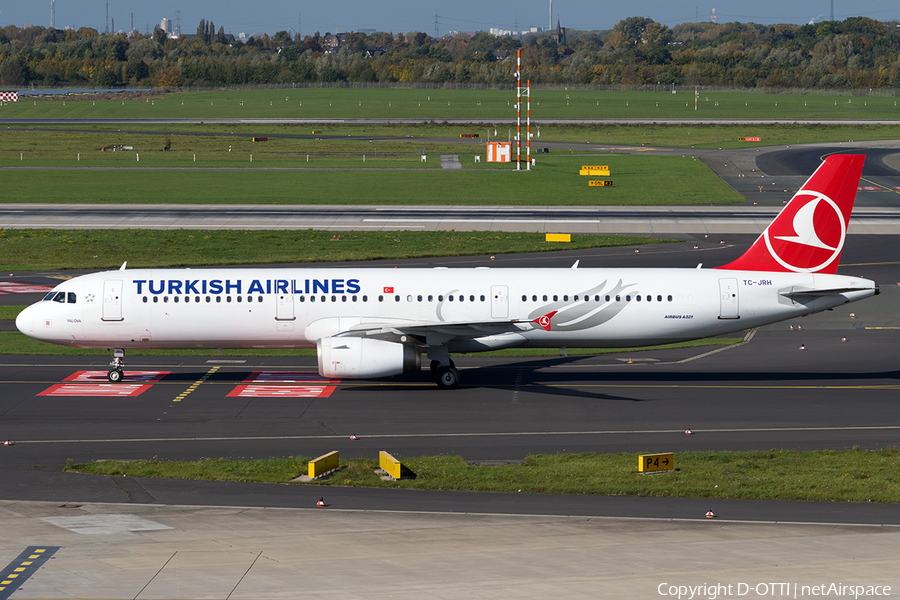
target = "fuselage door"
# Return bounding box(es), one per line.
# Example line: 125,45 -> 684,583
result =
491,285 -> 509,319
276,294 -> 295,321
718,278 -> 740,319
102,279 -> 124,322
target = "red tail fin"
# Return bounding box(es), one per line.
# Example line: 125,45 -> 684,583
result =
716,154 -> 864,274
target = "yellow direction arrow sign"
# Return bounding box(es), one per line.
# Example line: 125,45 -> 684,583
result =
638,452 -> 674,472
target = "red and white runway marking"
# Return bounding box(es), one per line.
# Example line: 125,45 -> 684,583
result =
226,385 -> 336,398
242,371 -> 339,383
39,383 -> 152,397
63,371 -> 171,382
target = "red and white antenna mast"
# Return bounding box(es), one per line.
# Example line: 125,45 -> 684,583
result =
516,49 -> 521,171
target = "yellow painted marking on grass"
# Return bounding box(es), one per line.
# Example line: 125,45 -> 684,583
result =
173,366 -> 220,402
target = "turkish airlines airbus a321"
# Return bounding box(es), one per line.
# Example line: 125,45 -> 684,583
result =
16,154 -> 878,388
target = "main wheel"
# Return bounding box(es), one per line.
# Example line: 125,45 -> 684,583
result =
107,369 -> 123,383
435,366 -> 460,389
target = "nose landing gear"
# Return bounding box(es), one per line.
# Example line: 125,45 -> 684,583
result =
107,349 -> 125,382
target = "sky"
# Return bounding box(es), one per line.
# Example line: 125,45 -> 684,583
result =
2,1 -> 898,38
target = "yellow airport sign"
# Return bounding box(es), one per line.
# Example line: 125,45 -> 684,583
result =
546,233 -> 571,242
589,180 -> 613,187
581,165 -> 609,170
580,168 -> 611,176
638,452 -> 674,472
308,450 -> 339,478
380,450 -> 403,480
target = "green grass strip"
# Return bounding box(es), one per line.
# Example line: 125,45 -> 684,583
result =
67,448 -> 900,503
0,229 -> 668,271
0,306 -> 24,320
0,155 -> 741,206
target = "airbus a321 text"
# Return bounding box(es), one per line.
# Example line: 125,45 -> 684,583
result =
17,154 -> 878,388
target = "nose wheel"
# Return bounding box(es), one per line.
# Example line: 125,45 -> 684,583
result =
107,348 -> 125,382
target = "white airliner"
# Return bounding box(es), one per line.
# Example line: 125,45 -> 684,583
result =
16,154 -> 878,388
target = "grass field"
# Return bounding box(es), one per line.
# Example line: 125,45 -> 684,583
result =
5,87 -> 900,120
0,229 -> 668,270
5,121 -> 898,155
67,448 -> 900,503
0,154 -> 741,205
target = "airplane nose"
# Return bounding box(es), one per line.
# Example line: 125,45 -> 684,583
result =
15,306 -> 33,337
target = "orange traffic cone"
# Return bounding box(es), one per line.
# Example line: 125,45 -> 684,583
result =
316,497 -> 326,507
850,313 -> 856,319
841,337 -> 847,342
790,325 -> 793,330
797,325 -> 802,331
705,510 -> 716,518
685,429 -> 693,435
799,344 -> 806,350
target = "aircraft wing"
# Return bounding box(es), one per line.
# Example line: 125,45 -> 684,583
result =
334,318 -> 538,344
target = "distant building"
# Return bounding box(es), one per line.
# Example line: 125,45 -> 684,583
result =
160,18 -> 173,35
552,19 -> 566,45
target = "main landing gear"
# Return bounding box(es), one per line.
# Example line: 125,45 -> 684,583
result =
430,358 -> 459,390
107,349 -> 125,382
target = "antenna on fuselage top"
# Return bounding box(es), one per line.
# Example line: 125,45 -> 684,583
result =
119,261 -> 127,270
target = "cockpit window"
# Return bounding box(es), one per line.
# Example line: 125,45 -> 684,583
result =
43,292 -> 56,301
52,292 -> 65,303
67,292 -> 76,304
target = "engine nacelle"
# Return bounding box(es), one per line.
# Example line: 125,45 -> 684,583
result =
317,337 -> 421,379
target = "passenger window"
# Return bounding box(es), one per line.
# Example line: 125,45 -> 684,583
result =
174,296 -> 180,303
553,295 -> 558,301
543,295 -> 548,301
657,295 -> 662,302
449,295 -> 454,301
163,296 -> 169,303
331,295 -> 336,302
342,296 -> 347,302
646,295 -> 651,302
428,295 -> 433,302
216,296 -> 222,303
378,295 -> 383,302
206,296 -> 211,302
417,295 -> 423,302
532,295 -> 537,302
459,295 -> 465,302
668,295 -> 673,302
626,295 -> 631,301
395,295 -> 400,302
480,295 -> 485,301
616,295 -> 620,302
311,296 -> 316,302
299,296 -> 305,302
438,295 -> 444,301
143,297 -> 148,303
636,295 -> 641,302
574,295 -> 579,301
352,296 -> 357,302
321,296 -> 326,302
237,296 -> 242,303
563,295 -> 568,301
522,295 -> 527,302
470,295 -> 475,302
67,292 -> 76,303
362,295 -> 368,302
605,295 -> 610,301
153,297 -> 159,303
595,295 -> 600,301
408,295 -> 413,302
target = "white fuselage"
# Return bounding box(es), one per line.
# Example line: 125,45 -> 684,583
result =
16,267 -> 877,351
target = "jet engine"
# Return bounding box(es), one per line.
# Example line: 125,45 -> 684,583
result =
317,337 -> 421,379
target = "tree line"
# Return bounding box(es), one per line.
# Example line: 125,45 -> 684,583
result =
0,16 -> 898,89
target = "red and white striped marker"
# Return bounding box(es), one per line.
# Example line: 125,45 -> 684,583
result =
705,510 -> 716,518
3,439 -> 12,446
316,497 -> 326,507
350,434 -> 358,440
685,429 -> 693,435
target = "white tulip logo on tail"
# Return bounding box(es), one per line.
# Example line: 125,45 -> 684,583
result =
763,191 -> 846,273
